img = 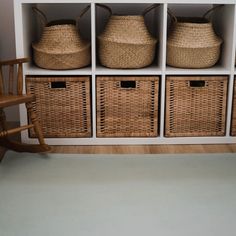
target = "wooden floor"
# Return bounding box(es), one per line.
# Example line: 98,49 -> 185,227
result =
1,144 -> 236,159
1,123 -> 236,159
49,144 -> 236,154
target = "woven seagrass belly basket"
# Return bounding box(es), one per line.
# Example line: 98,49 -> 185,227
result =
97,4 -> 159,69
32,6 -> 91,70
167,5 -> 223,69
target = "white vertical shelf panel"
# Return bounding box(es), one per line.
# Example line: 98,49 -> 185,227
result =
213,4 -> 236,136
156,4 -> 164,70
213,4 -> 234,71
91,3 -> 96,72
91,2 -> 97,139
161,4 -> 167,72
226,5 -> 236,136
159,75 -> 166,138
159,3 -> 168,138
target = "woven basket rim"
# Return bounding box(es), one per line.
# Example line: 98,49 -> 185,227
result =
110,15 -> 145,20
174,22 -> 213,28
32,43 -> 90,54
43,24 -> 76,30
26,76 -> 90,82
173,17 -> 215,28
98,36 -> 157,45
176,16 -> 211,21
46,20 -> 76,27
167,40 -> 222,48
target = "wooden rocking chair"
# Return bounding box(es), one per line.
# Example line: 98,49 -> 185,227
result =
0,58 -> 50,154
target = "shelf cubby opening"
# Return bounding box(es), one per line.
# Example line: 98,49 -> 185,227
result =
95,3 -> 164,72
21,3 -> 92,72
166,4 -> 235,73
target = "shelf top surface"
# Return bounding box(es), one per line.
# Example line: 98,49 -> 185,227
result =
15,0 -> 236,4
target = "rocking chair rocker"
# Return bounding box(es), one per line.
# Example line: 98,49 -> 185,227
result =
0,58 -> 50,154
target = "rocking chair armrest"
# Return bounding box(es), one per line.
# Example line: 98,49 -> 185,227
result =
0,58 -> 30,66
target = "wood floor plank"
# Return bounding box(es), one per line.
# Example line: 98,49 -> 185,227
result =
49,144 -> 236,154
1,144 -> 236,159
1,123 -> 236,157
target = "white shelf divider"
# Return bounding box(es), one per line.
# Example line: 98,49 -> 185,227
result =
165,66 -> 231,75
159,3 -> 168,138
25,65 -> 92,75
95,65 -> 162,75
225,4 -> 236,136
91,2 -> 97,139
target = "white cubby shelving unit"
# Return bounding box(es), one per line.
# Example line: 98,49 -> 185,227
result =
14,0 -> 236,145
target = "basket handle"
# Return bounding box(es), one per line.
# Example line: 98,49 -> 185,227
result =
142,4 -> 160,16
203,4 -> 224,19
96,4 -> 113,17
189,80 -> 206,88
168,5 -> 224,23
76,5 -> 91,28
167,8 -> 178,23
120,81 -> 136,89
32,7 -> 48,27
51,81 -> 67,89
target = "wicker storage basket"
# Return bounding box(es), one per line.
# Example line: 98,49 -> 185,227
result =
26,76 -> 91,138
231,78 -> 236,136
165,76 -> 228,137
96,76 -> 159,137
97,4 -> 158,69
32,6 -> 91,70
167,6 -> 223,69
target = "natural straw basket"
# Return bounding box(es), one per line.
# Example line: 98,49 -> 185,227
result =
96,76 -> 159,137
165,76 -> 228,137
97,4 -> 159,69
32,6 -> 91,70
26,76 -> 92,138
167,5 -> 223,69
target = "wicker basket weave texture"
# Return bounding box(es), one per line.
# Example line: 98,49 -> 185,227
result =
165,76 -> 228,137
32,6 -> 91,70
98,6 -> 157,69
231,79 -> 236,136
167,17 -> 223,68
34,24 -> 89,53
99,16 -> 156,44
33,24 -> 91,70
26,76 -> 91,138
97,76 -> 159,137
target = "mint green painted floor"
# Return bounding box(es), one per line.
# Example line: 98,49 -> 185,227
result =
0,151 -> 236,236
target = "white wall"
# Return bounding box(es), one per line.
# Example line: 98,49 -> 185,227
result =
0,0 -> 19,121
